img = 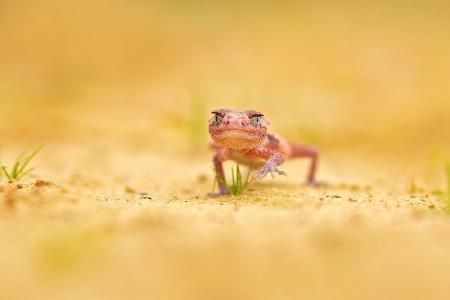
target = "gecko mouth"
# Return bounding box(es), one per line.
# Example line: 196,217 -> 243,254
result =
212,128 -> 266,149
218,129 -> 256,139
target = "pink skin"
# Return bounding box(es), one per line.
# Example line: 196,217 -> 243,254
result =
209,109 -> 321,195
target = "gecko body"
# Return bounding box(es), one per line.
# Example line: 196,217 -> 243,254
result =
209,109 -> 321,195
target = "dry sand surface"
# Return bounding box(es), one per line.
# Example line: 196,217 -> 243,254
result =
1,143 -> 450,300
1,1 -> 450,299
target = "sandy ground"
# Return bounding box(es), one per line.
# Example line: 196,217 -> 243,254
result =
1,1 -> 450,299
1,143 -> 449,300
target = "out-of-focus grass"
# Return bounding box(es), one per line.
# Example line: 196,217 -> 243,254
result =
446,162 -> 450,212
36,228 -> 104,279
168,95 -> 208,153
409,177 -> 417,194
186,96 -> 208,152
0,0 -> 449,156
0,147 -> 2,180
1,145 -> 43,181
295,125 -> 325,148
409,177 -> 425,194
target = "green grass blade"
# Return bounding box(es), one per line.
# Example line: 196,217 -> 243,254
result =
2,166 -> 12,181
243,165 -> 252,189
12,151 -> 27,178
236,164 -> 242,190
0,147 -> 2,179
11,160 -> 21,179
236,166 -> 241,193
212,174 -> 217,193
216,174 -> 223,191
17,145 -> 44,176
446,162 -> 450,209
220,173 -> 231,194
231,166 -> 236,194
17,167 -> 35,180
213,163 -> 254,196
234,166 -> 240,195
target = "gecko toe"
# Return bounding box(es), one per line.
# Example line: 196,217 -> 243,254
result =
269,167 -> 275,178
253,164 -> 286,180
306,180 -> 327,187
253,168 -> 268,179
276,169 -> 287,176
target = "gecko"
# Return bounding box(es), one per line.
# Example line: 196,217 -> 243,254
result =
209,109 -> 321,195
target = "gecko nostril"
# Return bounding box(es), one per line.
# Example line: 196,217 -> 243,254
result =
241,122 -> 245,126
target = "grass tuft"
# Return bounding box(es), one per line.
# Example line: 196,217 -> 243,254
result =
446,162 -> 450,212
214,163 -> 253,196
1,145 -> 44,181
409,177 -> 417,194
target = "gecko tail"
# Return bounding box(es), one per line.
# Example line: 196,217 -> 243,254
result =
289,144 -> 319,158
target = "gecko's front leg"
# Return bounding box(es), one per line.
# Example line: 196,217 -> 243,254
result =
251,149 -> 287,180
213,147 -> 230,195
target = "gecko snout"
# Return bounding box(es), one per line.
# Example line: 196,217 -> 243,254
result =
223,117 -> 246,128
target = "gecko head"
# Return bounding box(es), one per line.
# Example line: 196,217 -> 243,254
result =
208,109 -> 269,149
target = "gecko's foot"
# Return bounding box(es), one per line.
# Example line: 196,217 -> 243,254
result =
252,162 -> 287,180
208,192 -> 228,197
208,187 -> 229,197
305,180 -> 327,187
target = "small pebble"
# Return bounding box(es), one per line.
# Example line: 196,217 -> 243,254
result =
349,184 -> 360,192
139,192 -> 152,200
125,186 -> 136,194
35,180 -> 51,188
197,174 -> 208,183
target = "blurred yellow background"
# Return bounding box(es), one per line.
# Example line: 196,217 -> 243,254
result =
1,2 -> 450,300
1,0 -> 449,155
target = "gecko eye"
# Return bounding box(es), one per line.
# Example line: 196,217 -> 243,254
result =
213,113 -> 223,126
251,115 -> 263,126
